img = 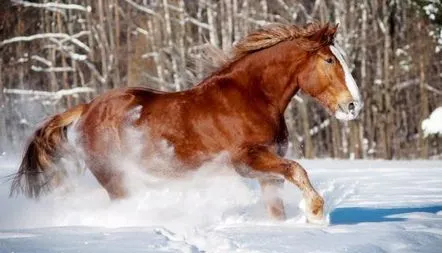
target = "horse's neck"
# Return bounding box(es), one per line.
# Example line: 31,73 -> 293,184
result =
214,42 -> 305,115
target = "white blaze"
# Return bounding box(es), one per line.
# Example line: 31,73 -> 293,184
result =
329,45 -> 361,101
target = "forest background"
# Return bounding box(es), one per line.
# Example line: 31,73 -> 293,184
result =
0,0 -> 441,159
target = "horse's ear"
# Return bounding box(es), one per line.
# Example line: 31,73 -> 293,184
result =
307,25 -> 327,42
323,23 -> 338,44
308,23 -> 337,47
329,23 -> 339,37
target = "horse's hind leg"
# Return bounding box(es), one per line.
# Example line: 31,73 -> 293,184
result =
259,177 -> 286,220
88,162 -> 128,200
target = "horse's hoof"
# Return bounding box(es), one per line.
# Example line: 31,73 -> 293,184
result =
307,207 -> 327,225
267,201 -> 287,221
306,213 -> 328,225
270,210 -> 287,221
300,196 -> 326,224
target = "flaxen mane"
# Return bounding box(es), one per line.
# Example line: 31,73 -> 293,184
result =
199,22 -> 338,75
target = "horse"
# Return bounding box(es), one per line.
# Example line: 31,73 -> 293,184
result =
10,22 -> 362,223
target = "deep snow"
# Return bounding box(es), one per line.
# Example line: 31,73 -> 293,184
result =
0,156 -> 441,253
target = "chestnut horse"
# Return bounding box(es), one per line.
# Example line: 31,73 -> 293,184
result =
10,23 -> 362,223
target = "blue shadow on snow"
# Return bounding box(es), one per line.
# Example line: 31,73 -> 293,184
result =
330,205 -> 442,225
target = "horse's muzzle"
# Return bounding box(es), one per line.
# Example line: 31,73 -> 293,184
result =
335,100 -> 363,121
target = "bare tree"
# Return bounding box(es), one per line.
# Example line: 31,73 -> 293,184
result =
1,0 -> 441,159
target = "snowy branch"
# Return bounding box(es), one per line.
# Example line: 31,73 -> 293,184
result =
392,79 -> 419,90
1,33 -> 71,46
82,61 -> 106,84
142,52 -> 159,59
57,30 -> 91,52
31,55 -> 52,67
426,84 -> 442,95
1,32 -> 91,52
31,66 -> 74,72
48,31 -> 91,52
135,27 -> 149,35
3,87 -> 95,100
12,0 -> 90,12
185,17 -> 212,31
124,0 -> 159,16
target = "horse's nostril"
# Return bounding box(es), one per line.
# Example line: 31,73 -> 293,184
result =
348,102 -> 355,112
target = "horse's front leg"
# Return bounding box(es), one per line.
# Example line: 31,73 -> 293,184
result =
237,145 -> 324,223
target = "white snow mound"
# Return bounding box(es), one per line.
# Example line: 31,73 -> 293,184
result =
422,107 -> 442,136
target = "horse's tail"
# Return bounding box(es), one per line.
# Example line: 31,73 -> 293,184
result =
10,104 -> 85,198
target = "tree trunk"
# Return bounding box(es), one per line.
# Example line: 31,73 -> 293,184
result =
418,22 -> 429,158
300,101 -> 313,159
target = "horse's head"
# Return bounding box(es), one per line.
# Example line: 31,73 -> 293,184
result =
297,25 -> 362,121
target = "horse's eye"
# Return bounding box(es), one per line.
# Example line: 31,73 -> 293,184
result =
325,58 -> 334,64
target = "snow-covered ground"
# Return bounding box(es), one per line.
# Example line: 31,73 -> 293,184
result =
0,156 -> 441,253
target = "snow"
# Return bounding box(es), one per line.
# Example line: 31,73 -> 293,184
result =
0,157 -> 441,252
423,1 -> 439,21
422,107 -> 442,136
